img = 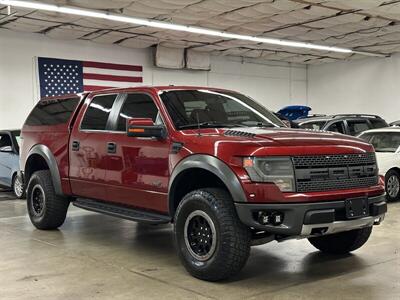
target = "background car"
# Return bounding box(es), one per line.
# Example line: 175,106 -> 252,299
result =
389,120 -> 400,127
293,114 -> 388,136
277,105 -> 311,120
358,127 -> 400,201
0,130 -> 24,198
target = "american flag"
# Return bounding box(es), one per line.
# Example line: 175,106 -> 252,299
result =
37,57 -> 143,98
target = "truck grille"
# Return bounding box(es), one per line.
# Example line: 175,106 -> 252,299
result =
293,153 -> 379,193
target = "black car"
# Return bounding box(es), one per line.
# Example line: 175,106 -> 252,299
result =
293,114 -> 388,136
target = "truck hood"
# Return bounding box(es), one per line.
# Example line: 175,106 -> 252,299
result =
178,127 -> 375,156
225,127 -> 363,146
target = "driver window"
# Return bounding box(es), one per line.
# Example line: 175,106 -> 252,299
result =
117,93 -> 159,131
0,134 -> 13,152
327,121 -> 345,134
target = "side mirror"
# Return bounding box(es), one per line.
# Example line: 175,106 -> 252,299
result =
127,118 -> 166,139
0,146 -> 13,152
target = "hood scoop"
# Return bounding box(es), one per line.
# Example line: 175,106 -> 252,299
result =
224,130 -> 256,138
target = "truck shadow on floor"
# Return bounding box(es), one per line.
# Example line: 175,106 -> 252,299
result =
59,212 -> 369,284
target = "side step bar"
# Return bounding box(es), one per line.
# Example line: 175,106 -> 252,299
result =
73,198 -> 171,224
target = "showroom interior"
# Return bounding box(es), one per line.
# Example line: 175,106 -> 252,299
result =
0,0 -> 399,299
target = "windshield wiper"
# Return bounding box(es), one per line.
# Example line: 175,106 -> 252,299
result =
178,122 -> 245,129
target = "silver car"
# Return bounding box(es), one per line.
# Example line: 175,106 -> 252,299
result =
0,130 -> 24,198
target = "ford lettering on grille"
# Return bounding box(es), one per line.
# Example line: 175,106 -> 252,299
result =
293,153 -> 379,193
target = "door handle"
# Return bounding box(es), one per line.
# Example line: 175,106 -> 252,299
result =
107,142 -> 117,154
72,140 -> 80,151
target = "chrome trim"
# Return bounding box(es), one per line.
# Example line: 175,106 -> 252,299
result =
300,214 -> 385,237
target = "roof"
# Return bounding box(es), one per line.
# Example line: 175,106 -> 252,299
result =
39,86 -> 237,101
294,114 -> 384,124
359,127 -> 400,134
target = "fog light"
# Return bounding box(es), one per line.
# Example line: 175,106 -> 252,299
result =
257,211 -> 284,226
270,211 -> 284,226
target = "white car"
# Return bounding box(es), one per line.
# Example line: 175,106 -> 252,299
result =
358,127 -> 400,201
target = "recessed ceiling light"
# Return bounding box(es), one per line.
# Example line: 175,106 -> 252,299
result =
0,0 -> 387,57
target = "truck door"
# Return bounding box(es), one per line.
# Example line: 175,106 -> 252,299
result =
104,92 -> 171,213
69,93 -> 120,200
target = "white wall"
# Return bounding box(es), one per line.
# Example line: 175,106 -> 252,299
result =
308,54 -> 400,123
0,29 -> 307,129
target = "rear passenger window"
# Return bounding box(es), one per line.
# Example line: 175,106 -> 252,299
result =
25,97 -> 80,126
81,94 -> 117,131
117,94 -> 158,131
347,120 -> 370,136
370,119 -> 388,129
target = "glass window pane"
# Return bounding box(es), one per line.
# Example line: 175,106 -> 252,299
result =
81,94 -> 117,130
160,89 -> 284,129
25,97 -> 80,126
117,94 -> 158,131
370,132 -> 400,152
370,119 -> 388,129
347,120 -> 370,136
327,122 -> 345,134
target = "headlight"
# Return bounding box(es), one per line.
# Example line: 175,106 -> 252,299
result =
243,156 -> 295,192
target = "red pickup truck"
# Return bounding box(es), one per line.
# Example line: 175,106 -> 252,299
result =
20,86 -> 387,281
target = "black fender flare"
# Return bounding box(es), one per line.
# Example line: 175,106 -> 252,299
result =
168,154 -> 247,215
24,144 -> 63,196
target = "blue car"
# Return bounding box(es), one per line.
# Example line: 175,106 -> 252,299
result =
0,130 -> 24,198
277,105 -> 312,121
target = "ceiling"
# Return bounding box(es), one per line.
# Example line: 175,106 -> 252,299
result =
1,0 -> 400,64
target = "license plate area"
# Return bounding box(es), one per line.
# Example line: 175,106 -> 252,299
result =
345,197 -> 369,219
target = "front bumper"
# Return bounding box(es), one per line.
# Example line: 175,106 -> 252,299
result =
235,194 -> 387,237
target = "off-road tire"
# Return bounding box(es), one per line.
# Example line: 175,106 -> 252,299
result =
12,174 -> 25,199
174,188 -> 251,281
385,169 -> 400,202
27,170 -> 69,230
308,226 -> 373,254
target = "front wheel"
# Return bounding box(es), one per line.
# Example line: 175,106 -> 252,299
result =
12,174 -> 25,199
385,169 -> 400,201
308,226 -> 372,254
174,188 -> 251,281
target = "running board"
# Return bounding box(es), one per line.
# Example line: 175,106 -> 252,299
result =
73,198 -> 171,224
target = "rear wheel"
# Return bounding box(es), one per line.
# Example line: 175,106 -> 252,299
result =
27,170 -> 69,230
308,226 -> 372,254
385,169 -> 400,201
12,174 -> 25,199
174,188 -> 251,281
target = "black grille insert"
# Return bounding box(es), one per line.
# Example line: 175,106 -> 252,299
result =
293,153 -> 378,193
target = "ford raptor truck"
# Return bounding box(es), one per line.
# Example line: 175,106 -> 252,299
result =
20,87 -> 387,281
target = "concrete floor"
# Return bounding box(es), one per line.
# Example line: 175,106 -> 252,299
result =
0,191 -> 399,300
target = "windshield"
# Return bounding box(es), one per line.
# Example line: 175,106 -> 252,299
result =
159,89 -> 284,129
364,132 -> 400,152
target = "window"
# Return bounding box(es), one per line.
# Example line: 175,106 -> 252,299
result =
160,90 -> 284,129
117,94 -> 159,131
25,97 -> 80,126
370,119 -> 388,129
358,133 -> 373,142
0,134 -> 12,152
369,132 -> 400,152
300,121 -> 327,130
347,120 -> 370,136
326,121 -> 345,134
81,94 -> 117,130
